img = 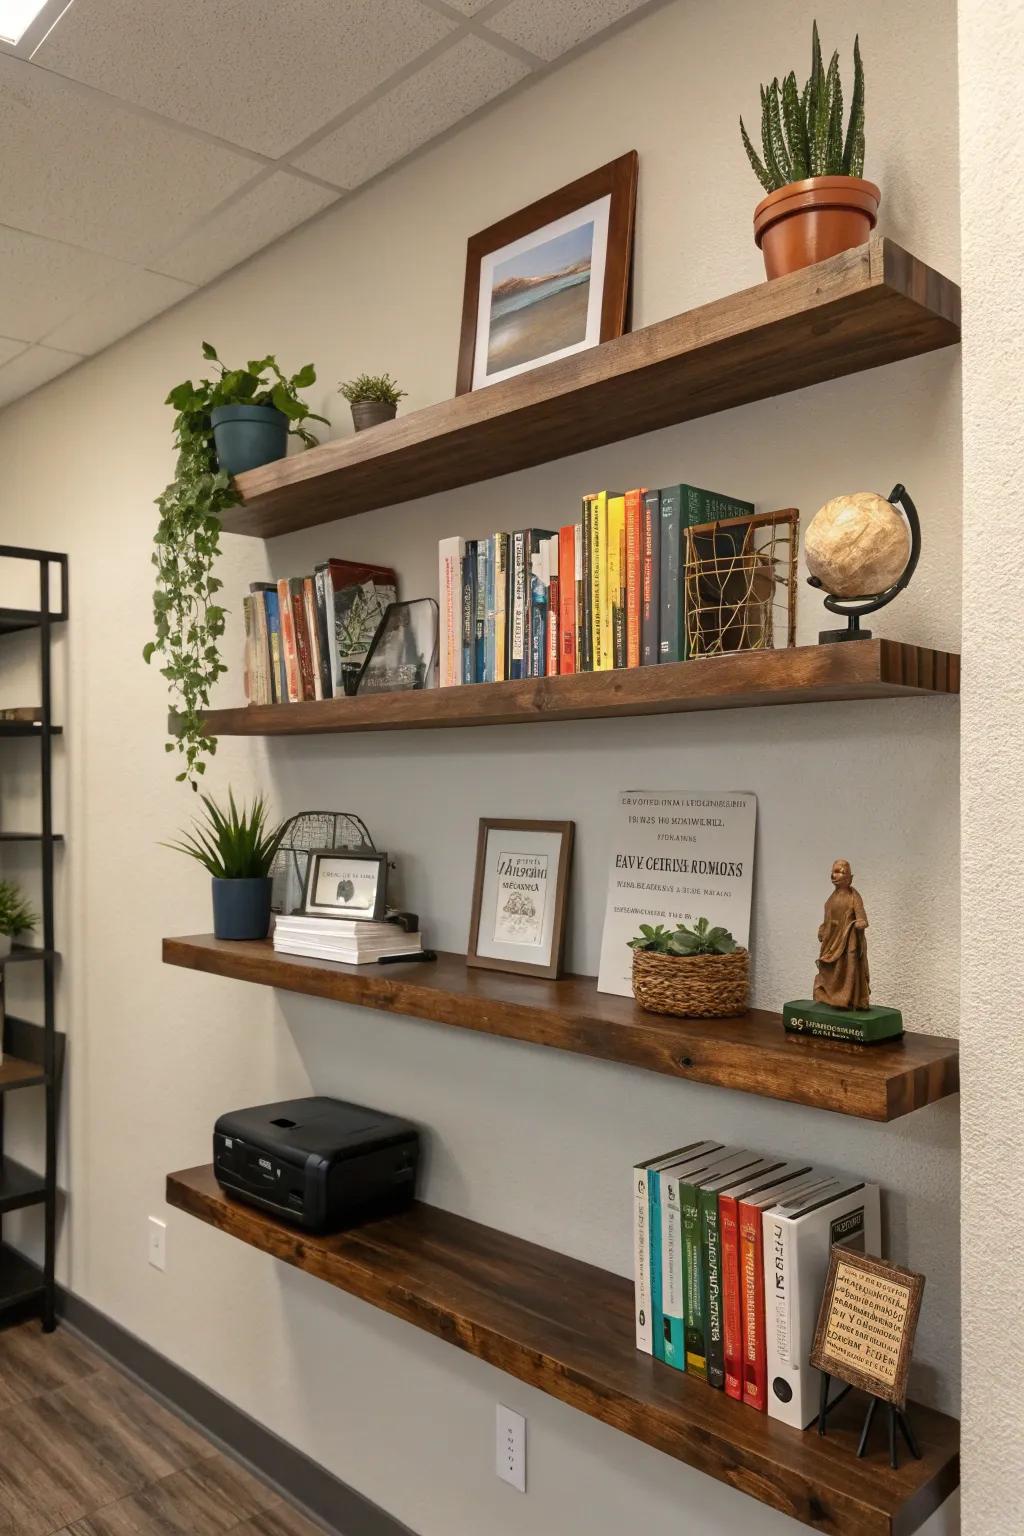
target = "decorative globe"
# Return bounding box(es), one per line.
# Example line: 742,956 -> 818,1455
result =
804,492 -> 911,599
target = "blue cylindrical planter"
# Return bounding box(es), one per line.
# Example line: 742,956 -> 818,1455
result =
210,404 -> 288,476
211,877 -> 273,941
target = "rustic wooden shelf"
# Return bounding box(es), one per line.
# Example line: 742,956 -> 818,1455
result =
222,239 -> 959,539
0,1054 -> 47,1093
196,641 -> 959,738
167,1164 -> 959,1535
162,936 -> 959,1121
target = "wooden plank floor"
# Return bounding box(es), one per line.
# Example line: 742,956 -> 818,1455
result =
0,1318 -> 325,1536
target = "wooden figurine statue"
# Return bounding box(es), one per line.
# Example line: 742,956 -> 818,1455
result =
814,859 -> 870,1010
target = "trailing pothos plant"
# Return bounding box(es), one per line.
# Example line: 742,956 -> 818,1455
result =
145,343 -> 327,789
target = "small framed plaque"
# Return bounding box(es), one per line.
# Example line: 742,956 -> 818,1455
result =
301,848 -> 388,922
467,819 -> 574,979
810,1248 -> 925,1409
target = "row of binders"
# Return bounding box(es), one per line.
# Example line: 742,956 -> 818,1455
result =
634,1141 -> 880,1429
437,483 -> 753,688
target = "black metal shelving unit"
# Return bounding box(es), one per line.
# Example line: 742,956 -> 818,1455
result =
0,545 -> 67,1331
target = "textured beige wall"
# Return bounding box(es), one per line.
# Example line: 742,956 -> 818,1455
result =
958,2 -> 1024,1532
0,2 -> 962,1532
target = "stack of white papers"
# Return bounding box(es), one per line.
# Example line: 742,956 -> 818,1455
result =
273,915 -> 422,966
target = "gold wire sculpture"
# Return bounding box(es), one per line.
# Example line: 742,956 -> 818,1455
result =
683,508 -> 799,657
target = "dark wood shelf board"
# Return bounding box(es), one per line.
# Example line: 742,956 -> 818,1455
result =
167,1165 -> 958,1536
0,1159 -> 46,1214
0,1054 -> 47,1093
196,641 -> 959,738
222,239 -> 959,540
3,946 -> 58,965
0,609 -> 66,636
0,1244 -> 44,1308
0,832 -> 64,842
162,937 -> 958,1121
0,722 -> 62,738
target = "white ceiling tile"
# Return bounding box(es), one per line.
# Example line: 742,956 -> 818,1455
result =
42,267 -> 195,356
153,173 -> 340,287
485,0 -> 653,61
0,337 -> 28,365
439,0 -> 494,12
0,344 -> 81,408
0,55 -> 261,263
293,35 -> 530,190
35,0 -> 456,158
0,224 -> 129,339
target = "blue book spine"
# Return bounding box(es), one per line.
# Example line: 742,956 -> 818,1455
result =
529,558 -> 546,677
484,537 -> 496,684
461,542 -> 476,685
264,589 -> 283,704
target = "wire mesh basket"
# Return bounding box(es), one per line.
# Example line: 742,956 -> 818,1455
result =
683,508 -> 799,657
270,812 -> 376,914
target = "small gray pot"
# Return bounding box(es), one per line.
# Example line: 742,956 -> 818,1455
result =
211,877 -> 273,941
350,400 -> 397,432
210,404 -> 288,475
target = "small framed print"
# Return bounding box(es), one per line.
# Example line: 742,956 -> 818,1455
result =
467,819 -> 574,979
810,1248 -> 925,1409
301,848 -> 388,922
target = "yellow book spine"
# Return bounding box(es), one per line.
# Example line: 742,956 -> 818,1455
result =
591,491 -> 609,670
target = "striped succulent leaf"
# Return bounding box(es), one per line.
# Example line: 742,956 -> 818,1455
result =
842,34 -> 866,175
825,53 -> 844,172
766,79 -> 792,187
740,117 -> 774,192
782,70 -> 809,179
741,22 -> 866,193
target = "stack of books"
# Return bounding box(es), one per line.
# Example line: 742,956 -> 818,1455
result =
633,1141 -> 880,1428
243,558 -> 398,706
273,915 -> 423,966
436,483 -> 753,687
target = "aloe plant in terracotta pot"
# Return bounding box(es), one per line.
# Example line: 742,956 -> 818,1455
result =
740,22 -> 878,280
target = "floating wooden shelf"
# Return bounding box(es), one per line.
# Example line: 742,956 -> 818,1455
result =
0,609 -> 67,636
196,641 -> 959,738
162,936 -> 959,1121
222,239 -> 959,540
0,1055 -> 47,1093
0,1158 -> 46,1215
167,1164 -> 959,1536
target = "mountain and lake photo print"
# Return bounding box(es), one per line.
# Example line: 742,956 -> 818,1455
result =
485,220 -> 595,376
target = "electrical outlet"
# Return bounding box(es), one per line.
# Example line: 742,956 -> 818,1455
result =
495,1404 -> 526,1492
147,1216 -> 167,1271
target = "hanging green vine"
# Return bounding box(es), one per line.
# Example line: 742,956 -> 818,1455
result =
144,344 -> 327,789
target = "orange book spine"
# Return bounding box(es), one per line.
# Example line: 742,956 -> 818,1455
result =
558,524 -> 576,674
720,1193 -> 744,1401
625,488 -> 644,668
277,578 -> 300,703
738,1198 -> 768,1411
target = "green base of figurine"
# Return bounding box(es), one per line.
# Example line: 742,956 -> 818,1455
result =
782,1000 -> 904,1045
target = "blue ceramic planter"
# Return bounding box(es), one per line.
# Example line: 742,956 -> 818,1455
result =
211,877 -> 272,941
210,404 -> 288,476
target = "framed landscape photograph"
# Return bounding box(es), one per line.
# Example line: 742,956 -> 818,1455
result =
467,819 -> 574,979
456,152 -> 638,394
301,848 -> 388,922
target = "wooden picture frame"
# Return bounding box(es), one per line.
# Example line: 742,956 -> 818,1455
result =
467,819 -> 574,979
301,848 -> 388,923
810,1248 -> 925,1409
455,151 -> 638,395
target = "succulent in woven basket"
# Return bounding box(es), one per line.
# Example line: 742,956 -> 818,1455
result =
630,918 -> 748,1019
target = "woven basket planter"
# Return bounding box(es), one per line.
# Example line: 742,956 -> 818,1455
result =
632,947 -> 749,1019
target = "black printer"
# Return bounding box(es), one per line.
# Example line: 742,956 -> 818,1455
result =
213,1096 -> 419,1232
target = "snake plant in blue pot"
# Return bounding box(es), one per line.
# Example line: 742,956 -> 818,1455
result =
165,790 -> 286,941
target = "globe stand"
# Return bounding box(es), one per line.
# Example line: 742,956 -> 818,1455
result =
808,484 -> 921,643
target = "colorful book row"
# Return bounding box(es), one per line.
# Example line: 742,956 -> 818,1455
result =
633,1142 -> 880,1430
436,484 -> 754,688
243,559 -> 398,706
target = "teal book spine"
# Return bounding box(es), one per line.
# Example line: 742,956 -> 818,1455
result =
661,1177 -> 686,1369
700,1187 -> 727,1389
648,1168 -> 666,1362
681,1180 -> 708,1380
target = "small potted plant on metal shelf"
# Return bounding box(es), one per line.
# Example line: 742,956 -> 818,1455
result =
740,21 -> 877,279
338,372 -> 407,432
629,918 -> 749,1018
0,880 -> 38,962
165,790 -> 286,942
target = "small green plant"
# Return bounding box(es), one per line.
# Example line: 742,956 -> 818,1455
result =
164,790 -> 286,880
740,21 -> 865,194
338,372 -> 407,407
0,880 -> 38,938
629,917 -> 739,957
146,343 -> 329,789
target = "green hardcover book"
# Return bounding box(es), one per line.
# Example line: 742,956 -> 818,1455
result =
680,1150 -> 761,1381
698,1158 -> 784,1390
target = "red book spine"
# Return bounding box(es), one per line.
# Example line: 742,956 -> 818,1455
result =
291,581 -> 315,701
547,574 -> 559,677
720,1193 -> 743,1401
739,1199 -> 768,1411
558,525 -> 576,674
625,488 -> 643,668
277,578 -> 300,703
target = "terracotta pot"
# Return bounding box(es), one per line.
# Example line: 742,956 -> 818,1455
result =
350,400 -> 397,432
753,176 -> 880,280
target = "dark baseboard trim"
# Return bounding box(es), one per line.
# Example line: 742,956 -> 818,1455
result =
57,1288 -> 417,1536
